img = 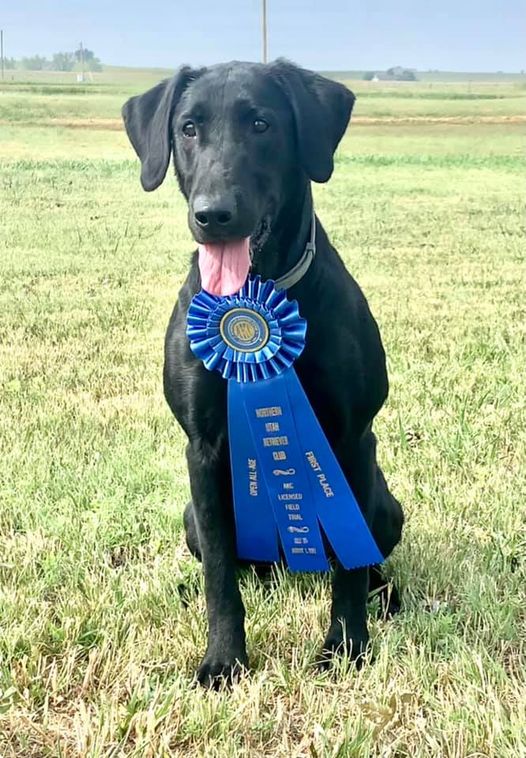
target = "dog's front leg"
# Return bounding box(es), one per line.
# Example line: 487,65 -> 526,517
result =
186,441 -> 248,687
318,565 -> 370,669
318,431 -> 378,669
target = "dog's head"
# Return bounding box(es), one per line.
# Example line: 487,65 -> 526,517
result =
122,60 -> 354,293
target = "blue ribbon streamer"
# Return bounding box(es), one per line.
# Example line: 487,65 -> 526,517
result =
187,277 -> 383,572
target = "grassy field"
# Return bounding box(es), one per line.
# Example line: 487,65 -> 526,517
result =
0,69 -> 525,757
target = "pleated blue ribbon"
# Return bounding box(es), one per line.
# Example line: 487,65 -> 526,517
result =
187,276 -> 383,572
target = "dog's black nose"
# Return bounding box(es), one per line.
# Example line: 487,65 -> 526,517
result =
193,196 -> 235,233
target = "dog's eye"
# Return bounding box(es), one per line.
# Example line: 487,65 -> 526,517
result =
182,121 -> 197,138
252,118 -> 269,133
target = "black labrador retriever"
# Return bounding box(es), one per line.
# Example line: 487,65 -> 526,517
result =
122,59 -> 404,687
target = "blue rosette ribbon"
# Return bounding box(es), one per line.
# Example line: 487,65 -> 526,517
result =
187,276 -> 383,572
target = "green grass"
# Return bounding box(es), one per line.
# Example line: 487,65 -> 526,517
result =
0,73 -> 525,757
2,72 -> 526,125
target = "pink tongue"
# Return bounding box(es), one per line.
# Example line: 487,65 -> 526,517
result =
198,238 -> 251,296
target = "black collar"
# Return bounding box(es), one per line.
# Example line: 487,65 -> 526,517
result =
275,209 -> 316,291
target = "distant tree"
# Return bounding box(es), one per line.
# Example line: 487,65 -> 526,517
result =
74,47 -> 102,72
17,47 -> 103,73
88,57 -> 102,72
74,46 -> 93,63
363,71 -> 375,81
385,66 -> 417,81
20,55 -> 49,71
52,52 -> 75,71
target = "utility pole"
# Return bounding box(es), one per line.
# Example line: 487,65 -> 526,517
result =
1,30 -> 4,81
79,40 -> 85,82
262,0 -> 268,63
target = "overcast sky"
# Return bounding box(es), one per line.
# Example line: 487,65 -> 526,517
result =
2,0 -> 525,72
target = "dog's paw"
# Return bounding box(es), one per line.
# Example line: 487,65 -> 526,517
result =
196,650 -> 249,689
316,627 -> 370,672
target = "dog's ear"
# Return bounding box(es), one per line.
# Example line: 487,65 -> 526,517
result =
122,67 -> 196,191
270,59 -> 355,183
